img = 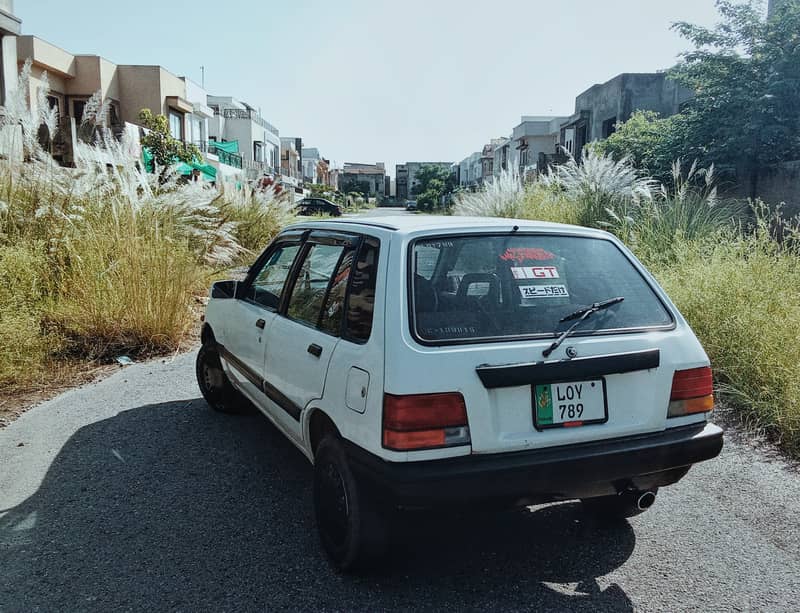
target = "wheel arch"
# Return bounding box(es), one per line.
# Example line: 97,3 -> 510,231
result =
200,322 -> 216,346
306,408 -> 341,457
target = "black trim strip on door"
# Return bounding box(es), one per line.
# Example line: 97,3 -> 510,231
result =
475,349 -> 660,389
217,344 -> 301,421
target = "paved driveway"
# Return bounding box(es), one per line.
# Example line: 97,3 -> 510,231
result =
1,351 -> 799,612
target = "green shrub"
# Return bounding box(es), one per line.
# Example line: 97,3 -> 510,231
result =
652,215 -> 800,456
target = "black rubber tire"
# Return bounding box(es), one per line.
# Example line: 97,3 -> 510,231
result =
195,343 -> 248,414
581,488 -> 659,520
313,435 -> 388,573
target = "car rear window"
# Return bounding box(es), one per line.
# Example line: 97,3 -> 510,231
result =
409,234 -> 672,343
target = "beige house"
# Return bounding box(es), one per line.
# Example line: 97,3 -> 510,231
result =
17,35 -> 196,165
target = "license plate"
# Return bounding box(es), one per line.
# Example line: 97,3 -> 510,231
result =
533,379 -> 608,430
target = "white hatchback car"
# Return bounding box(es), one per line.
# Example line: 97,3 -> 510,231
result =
197,216 -> 723,571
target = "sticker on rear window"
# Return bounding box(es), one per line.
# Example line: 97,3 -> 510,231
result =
511,266 -> 559,280
500,247 -> 555,263
519,285 -> 569,298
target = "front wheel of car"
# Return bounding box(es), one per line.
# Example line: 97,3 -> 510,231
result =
195,343 -> 248,414
581,488 -> 659,521
313,435 -> 388,572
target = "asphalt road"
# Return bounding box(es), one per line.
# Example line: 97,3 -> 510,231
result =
2,351 -> 799,612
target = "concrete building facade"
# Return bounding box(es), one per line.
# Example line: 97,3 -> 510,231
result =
395,161 -> 453,200
207,96 -> 280,180
301,147 -> 322,183
560,73 -> 693,156
339,162 -> 386,197
0,0 -> 20,107
511,116 -> 567,176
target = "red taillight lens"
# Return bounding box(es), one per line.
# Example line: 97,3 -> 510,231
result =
668,366 -> 714,417
383,392 -> 470,451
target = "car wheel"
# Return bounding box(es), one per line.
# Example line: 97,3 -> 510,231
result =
195,343 -> 248,414
581,488 -> 659,520
313,434 -> 388,572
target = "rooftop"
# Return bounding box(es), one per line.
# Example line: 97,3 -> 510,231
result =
283,214 -> 607,237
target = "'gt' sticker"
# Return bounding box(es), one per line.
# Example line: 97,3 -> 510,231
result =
511,266 -> 559,280
519,285 -> 569,298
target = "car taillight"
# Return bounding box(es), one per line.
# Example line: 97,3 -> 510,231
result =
668,366 -> 714,418
382,392 -> 470,451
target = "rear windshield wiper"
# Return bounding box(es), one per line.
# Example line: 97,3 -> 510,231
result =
542,297 -> 625,358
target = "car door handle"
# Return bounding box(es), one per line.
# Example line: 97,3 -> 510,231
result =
255,318 -> 266,329
307,343 -> 323,358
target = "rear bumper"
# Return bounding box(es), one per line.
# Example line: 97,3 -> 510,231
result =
345,423 -> 723,508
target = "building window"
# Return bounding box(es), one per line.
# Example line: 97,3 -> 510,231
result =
168,111 -> 183,140
602,116 -> 617,139
72,99 -> 87,123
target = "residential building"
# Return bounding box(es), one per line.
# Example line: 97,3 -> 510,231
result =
302,147 -> 322,183
395,164 -> 408,200
492,137 -> 512,178
280,136 -> 303,182
510,116 -> 568,178
0,0 -> 20,106
396,161 -> 453,200
16,35 -> 206,168
458,152 -> 482,189
339,162 -> 386,197
560,73 -> 693,156
207,96 -> 280,180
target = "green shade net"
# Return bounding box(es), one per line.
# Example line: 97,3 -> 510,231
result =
209,140 -> 239,154
142,147 -> 217,181
142,147 -> 155,173
176,160 -> 217,182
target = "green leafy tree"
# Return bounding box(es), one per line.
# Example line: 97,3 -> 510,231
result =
412,164 -> 456,211
138,109 -> 201,167
669,0 -> 800,195
595,111 -> 690,184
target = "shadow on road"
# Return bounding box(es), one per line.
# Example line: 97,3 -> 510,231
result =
0,399 -> 636,611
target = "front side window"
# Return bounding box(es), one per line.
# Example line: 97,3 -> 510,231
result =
410,234 -> 673,343
287,244 -> 347,327
246,243 -> 300,310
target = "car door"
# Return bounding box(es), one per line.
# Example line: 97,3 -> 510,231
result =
264,231 -> 358,442
220,236 -> 302,411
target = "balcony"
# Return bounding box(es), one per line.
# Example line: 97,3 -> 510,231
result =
214,108 -> 279,137
207,143 -> 243,169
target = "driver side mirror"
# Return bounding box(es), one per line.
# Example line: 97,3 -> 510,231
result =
211,280 -> 237,299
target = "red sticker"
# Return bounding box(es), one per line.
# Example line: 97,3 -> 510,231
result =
500,248 -> 556,263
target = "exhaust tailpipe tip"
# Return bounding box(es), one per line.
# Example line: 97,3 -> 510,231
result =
636,491 -> 656,511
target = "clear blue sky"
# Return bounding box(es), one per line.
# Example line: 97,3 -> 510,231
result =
18,0 -> 730,175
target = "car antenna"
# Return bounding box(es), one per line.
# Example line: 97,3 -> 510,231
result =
512,225 -> 519,232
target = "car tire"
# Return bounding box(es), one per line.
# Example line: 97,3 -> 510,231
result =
314,434 -> 388,572
581,488 -> 659,520
195,343 -> 248,414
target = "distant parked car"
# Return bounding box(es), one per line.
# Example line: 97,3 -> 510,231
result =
405,200 -> 418,211
297,198 -> 342,217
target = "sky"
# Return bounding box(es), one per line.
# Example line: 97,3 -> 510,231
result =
18,0 -> 729,176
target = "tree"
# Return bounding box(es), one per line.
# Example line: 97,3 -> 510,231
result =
138,109 -> 201,168
669,0 -> 800,195
412,164 -> 456,211
595,111 -> 690,184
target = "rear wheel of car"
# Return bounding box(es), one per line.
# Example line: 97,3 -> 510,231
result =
313,435 -> 388,572
195,343 -> 247,414
581,488 -> 659,520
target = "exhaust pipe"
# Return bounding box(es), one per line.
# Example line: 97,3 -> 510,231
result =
636,491 -> 657,510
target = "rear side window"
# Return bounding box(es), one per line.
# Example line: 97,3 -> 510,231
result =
345,237 -> 380,342
410,234 -> 672,343
287,244 -> 347,327
319,248 -> 355,335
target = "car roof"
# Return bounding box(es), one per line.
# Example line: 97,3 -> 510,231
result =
282,215 -> 611,239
